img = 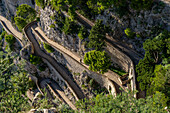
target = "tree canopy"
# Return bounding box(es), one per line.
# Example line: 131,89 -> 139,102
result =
136,31 -> 170,105
16,4 -> 36,23
76,90 -> 168,113
14,17 -> 27,31
0,51 -> 34,112
88,20 -> 107,51
84,50 -> 111,74
14,4 -> 36,31
35,0 -> 45,9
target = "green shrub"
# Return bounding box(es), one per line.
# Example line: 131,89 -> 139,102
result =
5,34 -> 16,45
88,20 -> 107,50
43,42 -> 54,53
35,0 -> 45,9
29,54 -> 42,65
50,15 -> 55,20
36,17 -> 40,21
62,18 -> 79,35
16,4 -> 36,23
49,24 -> 55,28
124,28 -> 135,39
14,17 -> 27,31
84,50 -> 111,74
78,26 -> 89,40
130,0 -> 153,10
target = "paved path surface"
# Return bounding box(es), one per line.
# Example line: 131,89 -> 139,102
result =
40,79 -> 77,110
76,11 -> 142,64
0,15 -> 23,46
33,26 -> 125,91
23,22 -> 85,100
48,81 -> 77,110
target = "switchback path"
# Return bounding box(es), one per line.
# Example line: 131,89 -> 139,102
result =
75,11 -> 143,64
40,79 -> 77,110
33,26 -> 125,92
23,21 -> 85,100
0,15 -> 23,47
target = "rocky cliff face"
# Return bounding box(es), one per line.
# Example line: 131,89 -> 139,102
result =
38,0 -> 170,56
96,1 -> 170,54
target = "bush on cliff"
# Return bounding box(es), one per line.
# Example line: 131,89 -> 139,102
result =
5,34 -> 16,45
14,17 -> 27,31
43,42 -> 54,53
84,50 -> 111,74
35,0 -> 45,9
88,20 -> 107,51
16,4 -> 36,23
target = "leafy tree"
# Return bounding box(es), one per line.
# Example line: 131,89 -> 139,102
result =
78,26 -> 89,40
130,0 -> 154,10
84,50 -> 111,74
76,90 -> 168,113
88,20 -> 107,51
43,42 -> 54,53
148,65 -> 168,95
0,51 -> 33,112
62,18 -> 79,35
136,31 -> 170,99
51,0 -> 66,11
16,4 -> 36,23
14,16 -> 27,31
68,5 -> 77,21
124,28 -> 135,39
136,53 -> 155,94
29,54 -> 42,65
35,0 -> 45,9
5,34 -> 16,45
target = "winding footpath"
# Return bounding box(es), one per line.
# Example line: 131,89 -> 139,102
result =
0,15 -> 85,109
23,21 -> 85,100
40,79 -> 77,110
0,15 -> 23,47
32,26 -> 125,92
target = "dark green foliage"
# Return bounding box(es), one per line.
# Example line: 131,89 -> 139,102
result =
68,5 -> 77,21
124,28 -> 135,39
0,30 -> 7,39
0,51 -> 33,112
84,50 -> 111,74
36,17 -> 40,21
136,31 -> 170,100
49,24 -> 55,28
136,54 -> 155,93
43,42 -> 54,53
62,18 -> 79,35
51,0 -> 66,11
35,0 -> 45,9
29,54 -> 42,65
76,90 -> 168,113
16,4 -> 36,23
5,34 -> 16,45
130,0 -> 154,10
78,26 -> 89,40
110,66 -> 127,76
88,20 -> 107,50
14,17 -> 27,31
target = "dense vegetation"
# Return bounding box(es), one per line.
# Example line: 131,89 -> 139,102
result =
5,34 -> 16,45
76,90 -> 168,113
35,0 -> 45,9
0,51 -> 34,112
88,20 -> 107,51
43,42 -> 54,53
14,4 -> 36,31
84,50 -> 111,74
136,31 -> 170,104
